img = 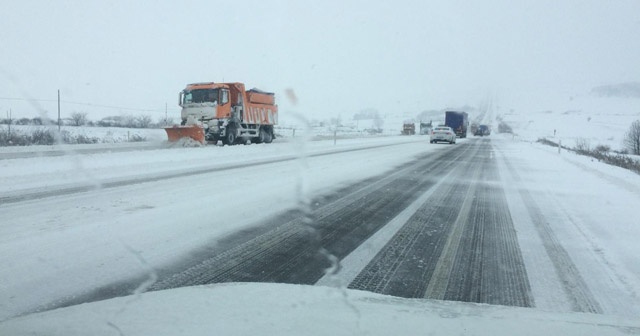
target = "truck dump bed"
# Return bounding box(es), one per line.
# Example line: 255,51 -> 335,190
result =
247,89 -> 275,105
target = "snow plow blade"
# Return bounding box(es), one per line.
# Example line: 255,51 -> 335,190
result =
164,125 -> 205,144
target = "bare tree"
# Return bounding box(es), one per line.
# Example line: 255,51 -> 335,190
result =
373,113 -> 384,130
136,115 -> 153,128
574,137 -> 591,153
70,112 -> 88,126
624,120 -> 640,155
330,115 -> 342,127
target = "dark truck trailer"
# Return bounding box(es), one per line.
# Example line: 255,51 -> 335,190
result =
445,111 -> 469,138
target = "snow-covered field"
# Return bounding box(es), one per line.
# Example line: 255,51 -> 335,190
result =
1,93 -> 640,334
498,94 -> 640,150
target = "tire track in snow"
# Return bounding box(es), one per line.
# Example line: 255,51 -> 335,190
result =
442,145 -> 532,307
347,139 -> 533,307
501,155 -> 603,314
148,144 -> 471,290
424,161 -> 483,300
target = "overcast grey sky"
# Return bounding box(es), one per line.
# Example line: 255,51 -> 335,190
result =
1,0 -> 639,121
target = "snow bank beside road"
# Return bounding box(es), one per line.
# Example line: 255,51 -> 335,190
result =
0,136 -> 423,196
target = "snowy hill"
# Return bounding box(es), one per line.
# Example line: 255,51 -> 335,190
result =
497,93 -> 640,151
591,82 -> 640,99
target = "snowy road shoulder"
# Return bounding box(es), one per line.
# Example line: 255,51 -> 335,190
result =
494,137 -> 640,317
1,283 -> 637,336
0,136 -> 427,197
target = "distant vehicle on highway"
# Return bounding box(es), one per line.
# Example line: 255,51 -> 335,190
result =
419,121 -> 433,135
474,125 -> 491,136
445,111 -> 469,138
402,123 -> 416,135
470,123 -> 478,135
430,126 -> 456,144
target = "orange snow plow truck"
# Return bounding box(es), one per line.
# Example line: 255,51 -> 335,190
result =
165,82 -> 278,145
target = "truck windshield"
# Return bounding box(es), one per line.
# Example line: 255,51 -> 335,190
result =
183,89 -> 219,104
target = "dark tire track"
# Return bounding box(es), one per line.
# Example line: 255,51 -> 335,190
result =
443,144 -> 532,307
349,139 -> 534,308
28,141 -> 453,314
37,139 -> 537,314
149,144 -> 476,290
346,169 -> 470,297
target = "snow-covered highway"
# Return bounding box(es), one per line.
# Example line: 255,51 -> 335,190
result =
1,134 -> 639,326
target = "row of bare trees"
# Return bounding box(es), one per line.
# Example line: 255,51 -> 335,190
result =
0,113 -> 175,129
572,120 -> 640,156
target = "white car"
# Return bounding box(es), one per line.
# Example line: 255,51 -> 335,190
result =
430,126 -> 456,144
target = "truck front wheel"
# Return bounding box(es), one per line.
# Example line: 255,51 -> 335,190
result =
223,126 -> 237,145
256,128 -> 267,143
264,128 -> 273,143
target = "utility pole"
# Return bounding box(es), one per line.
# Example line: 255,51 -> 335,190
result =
7,109 -> 11,140
57,89 -> 61,131
558,140 -> 562,154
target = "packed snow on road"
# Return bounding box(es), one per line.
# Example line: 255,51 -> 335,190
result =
1,95 -> 640,334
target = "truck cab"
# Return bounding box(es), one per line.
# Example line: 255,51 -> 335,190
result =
179,82 -> 232,124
